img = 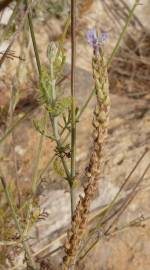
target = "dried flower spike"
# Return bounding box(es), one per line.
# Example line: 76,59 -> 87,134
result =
63,40 -> 110,270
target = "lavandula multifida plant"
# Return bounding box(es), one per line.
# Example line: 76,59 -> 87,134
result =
0,0 -> 141,268
63,30 -> 110,269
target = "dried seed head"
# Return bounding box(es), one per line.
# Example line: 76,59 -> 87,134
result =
62,46 -> 110,270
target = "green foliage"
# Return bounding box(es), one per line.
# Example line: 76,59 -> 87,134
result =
40,66 -> 53,104
40,40 -> 70,125
47,97 -> 71,117
53,157 -> 66,177
40,42 -> 66,106
33,118 -> 55,140
47,41 -> 66,76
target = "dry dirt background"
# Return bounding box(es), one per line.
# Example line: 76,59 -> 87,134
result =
0,1 -> 150,270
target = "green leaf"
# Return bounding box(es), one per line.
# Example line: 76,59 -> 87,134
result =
53,157 -> 65,177
47,42 -> 66,75
40,66 -> 52,104
33,119 -> 44,135
47,97 -> 71,117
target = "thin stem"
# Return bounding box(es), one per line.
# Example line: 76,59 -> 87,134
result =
93,148 -> 149,229
0,3 -> 31,67
1,0 -> 21,41
24,0 -> 47,235
9,84 -> 21,207
77,88 -> 95,119
105,162 -> 150,234
25,0 -> 41,77
8,37 -> 26,207
79,162 -> 150,262
120,0 -> 144,29
0,106 -> 36,145
110,215 -> 150,237
70,0 -> 77,216
107,0 -> 140,67
0,177 -> 36,269
77,149 -> 149,260
39,131 -> 69,178
24,111 -> 48,235
33,113 -> 48,195
50,60 -> 70,180
51,117 -> 71,179
61,15 -> 71,45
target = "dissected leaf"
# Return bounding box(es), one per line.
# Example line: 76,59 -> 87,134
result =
53,157 -> 65,177
40,66 -> 52,104
47,97 -> 71,117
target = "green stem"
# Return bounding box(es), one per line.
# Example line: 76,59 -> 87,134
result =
24,0 -> 47,235
50,62 -> 70,180
25,0 -> 41,77
107,0 -> 140,67
77,88 -> 95,119
9,98 -> 21,207
33,113 -> 48,194
0,177 -> 36,269
105,162 -> 150,235
51,116 -> 71,179
24,111 -> 48,235
94,148 -> 149,230
2,0 -> 21,40
70,0 -> 77,217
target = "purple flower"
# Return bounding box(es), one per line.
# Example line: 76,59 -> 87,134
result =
86,29 -> 108,54
87,29 -> 98,48
99,32 -> 109,42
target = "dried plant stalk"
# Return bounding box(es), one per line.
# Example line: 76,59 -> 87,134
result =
63,47 -> 110,269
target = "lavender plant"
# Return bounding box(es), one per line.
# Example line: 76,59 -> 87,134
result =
1,0 -> 148,270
